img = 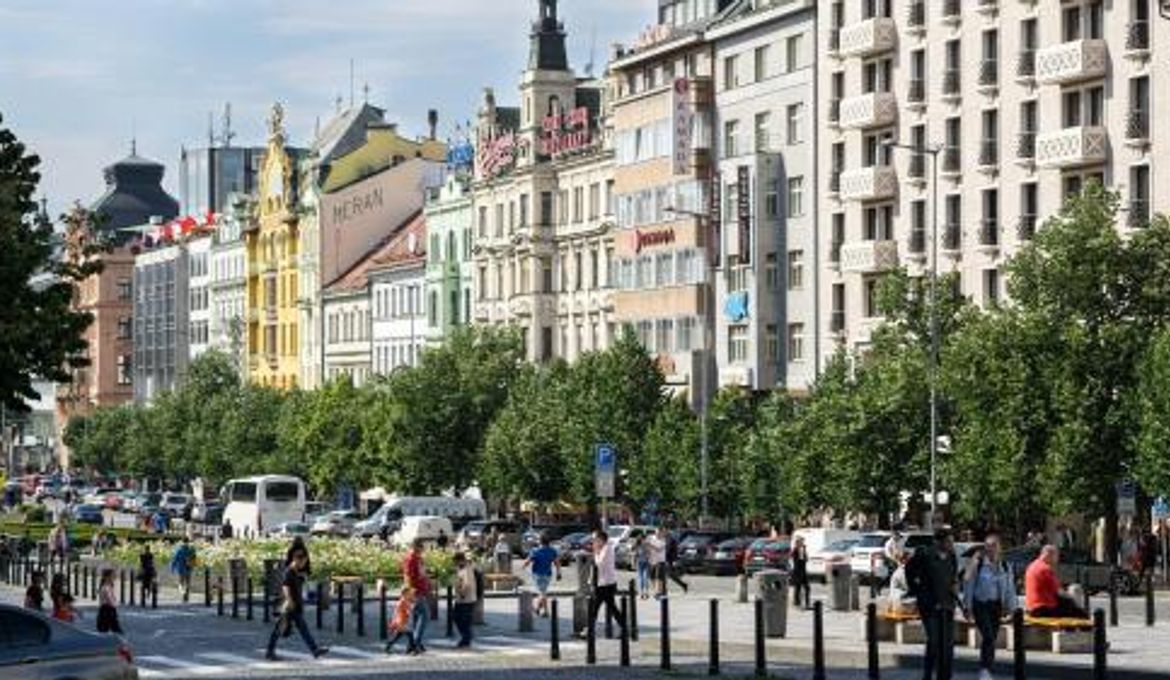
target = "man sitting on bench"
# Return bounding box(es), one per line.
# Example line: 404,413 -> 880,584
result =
1025,545 -> 1087,619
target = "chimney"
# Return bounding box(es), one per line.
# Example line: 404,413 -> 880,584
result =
427,109 -> 438,140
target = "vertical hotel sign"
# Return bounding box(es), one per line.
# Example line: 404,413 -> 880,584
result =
672,78 -> 692,175
709,171 -> 722,267
737,165 -> 751,265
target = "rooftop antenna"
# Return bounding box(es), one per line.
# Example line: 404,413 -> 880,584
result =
363,82 -> 370,105
208,111 -> 215,147
349,58 -> 355,109
130,118 -> 137,155
585,23 -> 597,78
221,102 -> 236,148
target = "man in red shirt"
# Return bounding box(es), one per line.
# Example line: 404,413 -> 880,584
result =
402,540 -> 432,653
1025,545 -> 1086,618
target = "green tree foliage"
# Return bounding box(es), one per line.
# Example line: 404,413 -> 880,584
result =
0,115 -> 103,412
278,377 -> 373,498
1135,326 -> 1170,497
634,395 -> 700,522
703,387 -> 757,522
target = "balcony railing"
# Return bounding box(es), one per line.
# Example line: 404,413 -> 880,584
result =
839,91 -> 898,130
829,99 -> 841,124
1035,126 -> 1109,169
942,148 -> 961,173
908,1 -> 926,31
1017,50 -> 1036,79
1018,215 -> 1037,241
1126,110 -> 1150,142
1036,39 -> 1108,85
908,79 -> 925,105
1126,20 -> 1150,52
839,166 -> 899,202
1129,200 -> 1150,228
909,228 -> 927,254
1017,132 -> 1036,160
979,59 -> 999,89
979,139 -> 999,168
943,0 -> 961,23
830,310 -> 845,333
943,225 -> 962,251
942,70 -> 961,98
979,219 -> 1000,247
755,132 -> 773,152
838,17 -> 898,58
908,153 -> 926,179
841,240 -> 899,274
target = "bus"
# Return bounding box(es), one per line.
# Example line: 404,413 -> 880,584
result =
220,475 -> 306,538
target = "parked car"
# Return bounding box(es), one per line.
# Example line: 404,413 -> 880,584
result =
612,525 -> 656,570
73,504 -> 105,525
677,532 -> 737,573
791,528 -> 861,561
702,536 -> 756,576
457,519 -> 525,554
136,493 -> 162,518
310,509 -> 361,537
85,488 -> 122,510
555,531 -> 595,566
807,538 -> 859,582
744,536 -> 793,576
160,493 -> 193,519
267,522 -> 311,539
0,603 -> 137,679
850,531 -> 934,583
190,501 -> 223,524
392,516 -> 455,549
520,524 -> 588,556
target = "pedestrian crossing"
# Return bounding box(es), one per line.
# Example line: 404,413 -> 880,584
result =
135,635 -> 583,678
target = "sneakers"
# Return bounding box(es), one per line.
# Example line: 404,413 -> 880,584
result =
313,646 -> 330,659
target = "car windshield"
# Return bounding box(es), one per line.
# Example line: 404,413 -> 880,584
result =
607,526 -> 629,540
824,539 -> 858,552
717,539 -> 747,549
856,534 -> 889,548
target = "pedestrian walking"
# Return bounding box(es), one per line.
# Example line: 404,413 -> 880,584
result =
402,539 -> 432,654
1140,529 -> 1159,583
1025,545 -> 1087,619
436,529 -> 449,552
139,544 -> 157,597
906,529 -> 958,680
453,551 -> 477,648
384,587 -> 418,654
880,529 -> 906,594
285,536 -> 312,576
220,518 -> 234,541
265,547 -> 328,660
581,526 -> 626,638
48,521 -> 69,563
961,533 -> 1017,680
24,570 -> 45,611
522,534 -> 560,617
790,535 -> 811,609
634,532 -> 651,599
646,528 -> 666,598
170,538 -> 196,603
96,568 -> 123,634
658,527 -> 689,595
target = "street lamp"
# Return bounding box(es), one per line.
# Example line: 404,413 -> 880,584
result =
664,204 -> 714,527
882,139 -> 942,530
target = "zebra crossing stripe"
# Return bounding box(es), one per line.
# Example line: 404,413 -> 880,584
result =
138,655 -> 203,668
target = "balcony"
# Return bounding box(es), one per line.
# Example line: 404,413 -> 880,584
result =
1125,110 -> 1150,147
1017,215 -> 1038,241
978,59 -> 999,93
1016,132 -> 1036,164
1035,126 -> 1108,169
1035,39 -> 1108,85
1128,200 -> 1150,228
977,0 -> 998,16
942,70 -> 961,102
838,17 -> 898,59
943,225 -> 962,252
841,240 -> 899,274
942,0 -> 962,25
830,310 -> 845,333
839,166 -> 898,203
1125,21 -> 1150,58
979,220 -> 1000,250
978,139 -> 999,172
838,92 -> 898,130
1016,50 -> 1036,83
907,79 -> 926,109
909,228 -> 927,256
907,1 -> 926,34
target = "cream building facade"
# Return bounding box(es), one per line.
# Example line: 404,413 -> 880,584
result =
818,0 -> 1170,357
208,194 -> 249,372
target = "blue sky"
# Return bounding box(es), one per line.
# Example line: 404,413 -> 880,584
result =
0,0 -> 656,217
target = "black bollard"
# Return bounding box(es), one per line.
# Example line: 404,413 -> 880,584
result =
263,578 -> 270,624
217,577 -> 224,617
605,594 -> 614,640
754,597 -> 766,677
140,579 -> 147,609
1147,575 -> 1156,627
1109,582 -> 1118,627
629,579 -> 639,641
660,596 -> 671,671
130,570 -> 138,607
619,596 -> 630,667
1012,609 -> 1026,680
866,602 -> 880,679
550,598 -> 561,661
356,582 -> 365,637
82,566 -> 88,599
379,583 -> 387,641
204,568 -> 211,607
151,581 -> 158,609
446,585 -> 454,638
1093,608 -> 1107,680
315,581 -> 324,630
336,581 -> 344,634
119,569 -> 125,605
246,578 -> 253,621
1082,586 -> 1091,615
813,600 -> 826,680
231,576 -> 239,619
586,596 -> 596,665
71,562 -> 78,595
709,598 -> 720,676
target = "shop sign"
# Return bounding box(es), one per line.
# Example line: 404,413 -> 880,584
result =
737,165 -> 751,264
672,78 -> 693,176
709,170 -> 721,267
331,187 -> 384,226
540,107 -> 593,157
634,228 -> 676,253
477,130 -> 526,179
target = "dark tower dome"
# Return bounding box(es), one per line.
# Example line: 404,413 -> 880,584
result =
529,0 -> 569,72
91,142 -> 180,242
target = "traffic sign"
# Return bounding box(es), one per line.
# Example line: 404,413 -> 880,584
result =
1154,497 -> 1169,522
1117,478 -> 1137,516
595,443 -> 616,499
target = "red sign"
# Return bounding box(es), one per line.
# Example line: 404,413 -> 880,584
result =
477,130 -> 527,179
635,228 -> 676,254
539,106 -> 593,157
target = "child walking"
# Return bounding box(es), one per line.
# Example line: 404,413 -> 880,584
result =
385,586 -> 417,654
96,569 -> 123,634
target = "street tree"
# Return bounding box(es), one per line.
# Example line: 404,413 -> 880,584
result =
1135,324 -> 1170,498
633,395 -> 700,523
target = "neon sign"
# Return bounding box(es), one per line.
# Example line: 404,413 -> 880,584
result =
476,130 -> 527,179
634,228 -> 676,253
540,106 -> 594,158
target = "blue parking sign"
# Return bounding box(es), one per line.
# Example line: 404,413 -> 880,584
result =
595,443 -> 616,498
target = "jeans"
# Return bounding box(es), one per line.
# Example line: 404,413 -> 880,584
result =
920,608 -> 954,680
972,600 -> 1002,671
453,602 -> 474,644
636,561 -> 650,595
267,609 -> 318,655
411,597 -> 430,648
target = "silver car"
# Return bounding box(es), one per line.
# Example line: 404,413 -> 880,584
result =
0,604 -> 138,679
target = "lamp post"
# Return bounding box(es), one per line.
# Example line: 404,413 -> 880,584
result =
883,140 -> 942,529
665,205 -> 714,527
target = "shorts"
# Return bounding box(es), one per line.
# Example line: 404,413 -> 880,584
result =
533,574 -> 552,594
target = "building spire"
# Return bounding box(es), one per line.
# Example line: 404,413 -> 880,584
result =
529,0 -> 568,71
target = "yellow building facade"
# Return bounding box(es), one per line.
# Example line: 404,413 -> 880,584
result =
246,104 -> 301,389
320,120 -> 447,193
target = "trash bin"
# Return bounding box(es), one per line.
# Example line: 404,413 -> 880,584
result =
575,553 -> 593,594
494,551 -> 512,575
827,563 -> 853,611
754,569 -> 788,638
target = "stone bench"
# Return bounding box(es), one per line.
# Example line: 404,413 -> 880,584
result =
1003,616 -> 1094,654
483,573 -> 521,592
863,611 -> 920,643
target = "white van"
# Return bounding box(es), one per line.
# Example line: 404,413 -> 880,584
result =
393,516 -> 455,549
354,496 -> 485,538
221,475 -> 307,538
793,528 -> 861,558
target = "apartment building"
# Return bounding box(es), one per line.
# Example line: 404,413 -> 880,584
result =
132,240 -> 191,402
370,213 -> 428,375
818,0 -> 1170,357
423,171 -> 475,344
187,235 -> 211,361
209,194 -> 250,372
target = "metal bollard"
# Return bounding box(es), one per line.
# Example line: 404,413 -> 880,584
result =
130,570 -> 137,607
709,598 -> 720,676
550,598 -> 561,661
151,582 -> 158,609
605,594 -> 614,640
81,566 -> 89,599
866,602 -> 880,679
336,581 -> 344,634
754,597 -> 766,677
1012,609 -> 1026,680
263,578 -> 270,624
231,577 -> 239,619
446,585 -> 454,638
204,568 -> 211,607
1093,608 -> 1107,680
315,581 -> 324,630
379,583 -> 387,641
217,577 -> 224,617
1147,575 -> 1156,627
629,579 -> 639,641
813,600 -> 826,680
119,570 -> 125,605
72,562 -> 78,595
619,596 -> 630,667
660,596 -> 671,671
586,596 -> 596,665
1109,582 -> 1118,627
246,578 -> 253,620
357,583 -> 365,637
140,579 -> 147,609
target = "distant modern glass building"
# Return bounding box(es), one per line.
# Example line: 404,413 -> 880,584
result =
179,146 -> 267,217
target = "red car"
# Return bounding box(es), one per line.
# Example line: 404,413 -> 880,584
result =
744,537 -> 792,575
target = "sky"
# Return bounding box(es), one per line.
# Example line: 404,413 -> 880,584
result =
0,0 -> 657,218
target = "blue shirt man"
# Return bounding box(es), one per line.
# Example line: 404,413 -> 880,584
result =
523,536 -> 561,617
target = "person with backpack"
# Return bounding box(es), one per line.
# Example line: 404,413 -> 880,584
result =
961,533 -> 1017,680
906,528 -> 959,680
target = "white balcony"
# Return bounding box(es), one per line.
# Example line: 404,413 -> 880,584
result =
1035,39 -> 1108,85
838,92 -> 898,131
1035,126 -> 1108,169
838,17 -> 897,59
841,240 -> 899,274
839,166 -> 898,203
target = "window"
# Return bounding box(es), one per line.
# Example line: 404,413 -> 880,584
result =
764,252 -> 780,290
723,54 -> 739,89
117,354 -> 132,385
428,291 -> 438,327
588,184 -> 600,220
494,204 -> 504,237
118,316 -> 132,340
787,251 -> 804,290
787,323 -> 805,362
786,103 -> 804,144
755,111 -> 771,151
910,200 -> 927,253
765,325 -> 779,364
984,268 -> 1000,306
786,34 -> 803,72
574,251 -> 583,291
655,319 -> 674,354
787,176 -> 804,217
728,325 -> 749,363
573,187 -> 584,223
117,278 -> 132,300
1130,165 -> 1151,226
982,189 -> 999,246
863,278 -> 880,318
864,204 -> 894,241
518,193 -> 529,228
723,120 -> 739,158
754,44 -> 770,82
590,250 -> 599,289
477,266 -> 487,301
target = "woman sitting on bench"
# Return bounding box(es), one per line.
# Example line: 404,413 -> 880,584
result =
1025,545 -> 1087,619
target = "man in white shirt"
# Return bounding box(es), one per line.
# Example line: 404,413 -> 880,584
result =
645,530 -> 666,597
583,526 -> 626,638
